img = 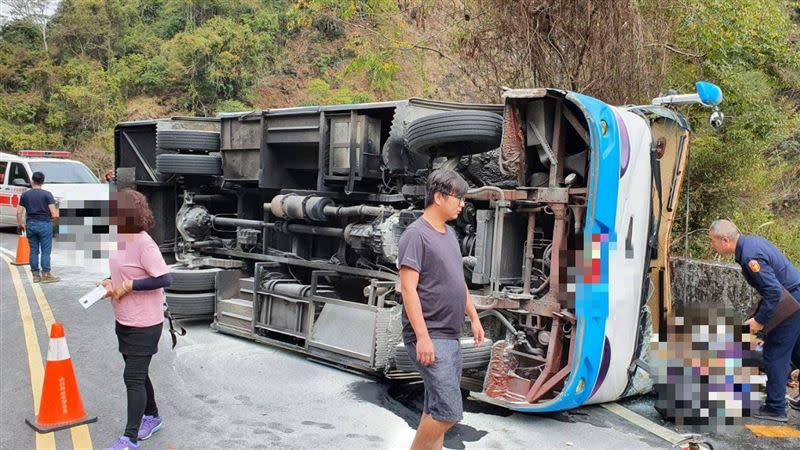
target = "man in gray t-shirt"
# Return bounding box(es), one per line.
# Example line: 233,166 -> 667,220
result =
398,169 -> 484,450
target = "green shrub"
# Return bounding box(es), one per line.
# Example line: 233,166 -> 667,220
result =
667,0 -> 800,261
216,99 -> 252,113
305,78 -> 370,105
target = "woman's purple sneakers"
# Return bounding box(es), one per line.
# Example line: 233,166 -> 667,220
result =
137,415 -> 163,440
103,436 -> 140,450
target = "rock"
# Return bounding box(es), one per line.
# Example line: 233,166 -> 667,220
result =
466,149 -> 515,186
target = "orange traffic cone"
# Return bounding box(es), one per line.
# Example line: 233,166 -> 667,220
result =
25,323 -> 97,433
10,232 -> 30,266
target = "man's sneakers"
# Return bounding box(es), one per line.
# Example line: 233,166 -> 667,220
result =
40,272 -> 60,283
103,436 -> 139,450
32,271 -> 41,283
753,405 -> 788,422
789,395 -> 800,411
138,415 -> 163,440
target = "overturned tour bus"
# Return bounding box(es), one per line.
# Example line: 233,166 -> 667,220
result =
114,81 -> 723,412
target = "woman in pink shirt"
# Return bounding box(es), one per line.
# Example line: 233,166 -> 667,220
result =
100,189 -> 172,450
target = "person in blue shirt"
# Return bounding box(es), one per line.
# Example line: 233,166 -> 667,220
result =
15,171 -> 60,283
708,219 -> 800,422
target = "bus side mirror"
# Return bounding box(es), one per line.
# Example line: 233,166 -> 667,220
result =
651,81 -> 723,109
696,81 -> 723,107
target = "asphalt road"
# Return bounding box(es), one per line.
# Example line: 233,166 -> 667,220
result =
0,228 -> 797,450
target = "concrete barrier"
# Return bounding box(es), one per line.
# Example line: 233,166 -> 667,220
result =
670,258 -> 759,320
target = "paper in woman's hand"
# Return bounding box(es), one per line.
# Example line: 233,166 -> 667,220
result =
78,285 -> 108,309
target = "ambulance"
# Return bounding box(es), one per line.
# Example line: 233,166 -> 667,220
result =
0,151 -> 109,226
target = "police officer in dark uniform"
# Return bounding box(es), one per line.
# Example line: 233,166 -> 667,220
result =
708,219 -> 800,422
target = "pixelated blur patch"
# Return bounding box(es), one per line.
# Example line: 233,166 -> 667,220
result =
747,260 -> 761,273
56,199 -> 115,260
745,424 -> 800,438
650,305 -> 764,431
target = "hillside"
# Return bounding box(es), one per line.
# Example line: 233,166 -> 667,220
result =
1,0 -> 798,260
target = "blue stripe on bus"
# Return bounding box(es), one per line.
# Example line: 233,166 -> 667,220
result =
512,93 -> 619,412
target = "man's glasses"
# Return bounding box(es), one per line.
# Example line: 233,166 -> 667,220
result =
444,192 -> 466,205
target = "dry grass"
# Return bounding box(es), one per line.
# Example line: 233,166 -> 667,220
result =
125,96 -> 176,121
251,29 -> 336,108
249,6 -> 486,108
71,128 -> 114,176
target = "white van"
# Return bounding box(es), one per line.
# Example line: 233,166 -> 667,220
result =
0,151 -> 109,226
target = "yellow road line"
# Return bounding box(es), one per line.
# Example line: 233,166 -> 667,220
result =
20,265 -> 94,450
1,247 -> 95,449
1,253 -> 56,450
745,424 -> 800,438
24,269 -> 56,327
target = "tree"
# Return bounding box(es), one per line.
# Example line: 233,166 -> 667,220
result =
665,0 -> 800,260
1,0 -> 54,51
450,0 -> 677,104
47,0 -> 113,64
160,16 -> 279,113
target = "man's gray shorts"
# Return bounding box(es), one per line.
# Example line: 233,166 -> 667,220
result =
405,338 -> 463,423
